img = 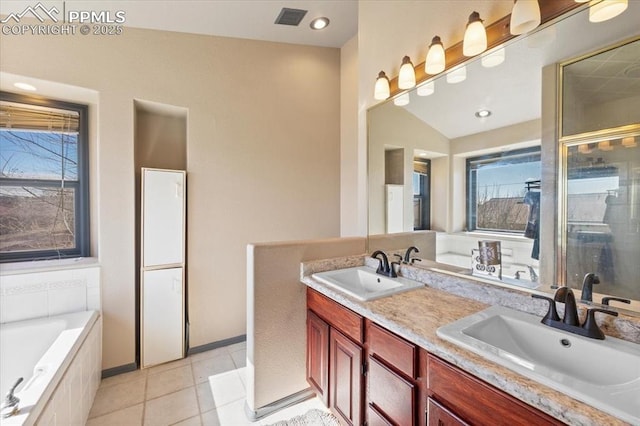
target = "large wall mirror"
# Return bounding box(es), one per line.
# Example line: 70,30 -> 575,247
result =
367,3 -> 640,313
560,38 -> 640,304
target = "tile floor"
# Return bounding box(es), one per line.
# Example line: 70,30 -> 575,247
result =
87,342 -> 327,426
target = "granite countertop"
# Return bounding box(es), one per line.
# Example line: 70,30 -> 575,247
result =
300,255 -> 636,426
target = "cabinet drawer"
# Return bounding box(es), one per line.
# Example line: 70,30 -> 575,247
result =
428,355 -> 562,426
307,288 -> 363,344
427,398 -> 468,426
367,321 -> 416,378
367,404 -> 393,426
368,355 -> 416,426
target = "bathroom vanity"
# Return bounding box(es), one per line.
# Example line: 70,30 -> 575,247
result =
302,258 -> 637,425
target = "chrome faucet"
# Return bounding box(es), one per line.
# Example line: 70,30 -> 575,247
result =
1,377 -> 23,418
371,250 -> 398,278
532,288 -> 618,339
514,270 -> 526,280
580,273 -> 600,302
527,265 -> 538,283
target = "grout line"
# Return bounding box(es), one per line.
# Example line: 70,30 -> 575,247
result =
141,370 -> 148,425
190,361 -> 205,416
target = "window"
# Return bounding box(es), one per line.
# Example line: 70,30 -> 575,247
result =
466,147 -> 540,233
0,92 -> 89,262
413,158 -> 430,230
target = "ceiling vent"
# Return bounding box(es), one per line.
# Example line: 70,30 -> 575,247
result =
275,8 -> 307,26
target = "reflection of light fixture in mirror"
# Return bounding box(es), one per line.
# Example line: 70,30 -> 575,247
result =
446,65 -> 466,84
309,17 -> 330,30
14,82 -> 37,91
510,0 -> 541,35
588,0 -> 628,23
578,143 -> 593,154
598,140 -> 613,151
622,136 -> 637,148
463,11 -> 487,56
417,81 -> 435,97
475,109 -> 491,118
393,93 -> 410,106
398,56 -> 416,89
374,71 -> 390,100
425,36 -> 446,74
481,47 -> 506,68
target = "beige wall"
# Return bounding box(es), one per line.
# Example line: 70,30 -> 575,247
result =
368,103 -> 449,234
340,35 -> 365,237
1,27 -> 341,369
247,237 -> 365,414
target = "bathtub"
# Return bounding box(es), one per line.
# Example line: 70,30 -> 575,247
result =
0,310 -> 101,425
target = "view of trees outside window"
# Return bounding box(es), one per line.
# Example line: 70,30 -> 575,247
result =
0,99 -> 81,258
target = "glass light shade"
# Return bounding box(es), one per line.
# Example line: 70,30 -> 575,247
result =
589,0 -> 628,22
417,81 -> 435,96
481,47 -> 506,68
446,65 -> 467,84
463,12 -> 487,56
425,36 -> 446,75
398,56 -> 416,89
393,93 -> 410,106
374,71 -> 390,100
578,144 -> 592,154
598,140 -> 613,151
14,82 -> 37,91
622,136 -> 637,147
510,0 -> 541,35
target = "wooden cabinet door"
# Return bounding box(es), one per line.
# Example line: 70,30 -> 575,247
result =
368,356 -> 416,426
307,310 -> 329,406
427,398 -> 468,426
330,328 -> 363,426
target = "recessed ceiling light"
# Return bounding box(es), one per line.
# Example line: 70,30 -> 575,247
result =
310,17 -> 330,30
475,109 -> 491,118
14,82 -> 37,91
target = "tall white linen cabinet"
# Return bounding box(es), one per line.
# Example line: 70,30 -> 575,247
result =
141,168 -> 186,368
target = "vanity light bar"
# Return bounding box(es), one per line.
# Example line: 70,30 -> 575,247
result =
374,0 -> 600,101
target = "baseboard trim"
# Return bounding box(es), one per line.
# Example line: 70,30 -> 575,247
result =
187,334 -> 246,355
101,362 -> 138,379
244,388 -> 316,421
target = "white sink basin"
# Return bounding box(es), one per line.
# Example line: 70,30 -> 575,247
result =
437,305 -> 640,424
312,266 -> 423,301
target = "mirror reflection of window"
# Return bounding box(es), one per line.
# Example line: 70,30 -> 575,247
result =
466,147 -> 541,233
413,158 -> 430,230
565,137 -> 640,300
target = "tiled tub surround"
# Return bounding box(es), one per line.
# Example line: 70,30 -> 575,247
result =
0,260 -> 101,323
0,311 -> 102,425
301,256 -> 640,426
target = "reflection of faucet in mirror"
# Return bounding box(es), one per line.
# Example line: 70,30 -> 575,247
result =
403,246 -> 419,263
602,296 -> 631,306
580,273 -> 600,302
527,266 -> 538,283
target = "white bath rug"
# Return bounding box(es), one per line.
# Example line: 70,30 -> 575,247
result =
265,409 -> 340,426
